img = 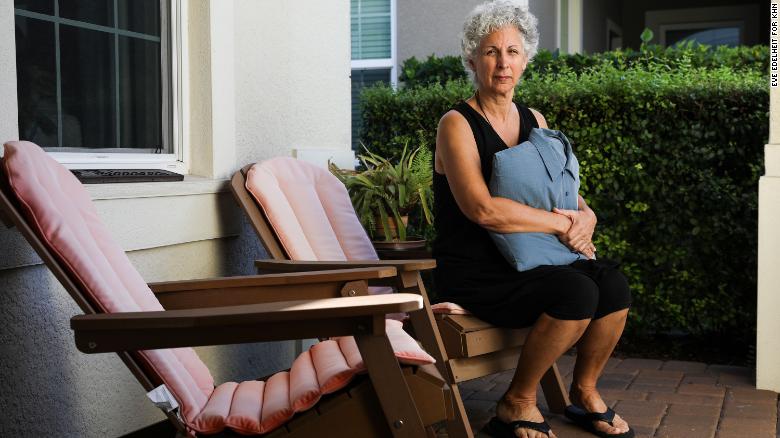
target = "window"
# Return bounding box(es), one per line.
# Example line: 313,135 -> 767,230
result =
645,5 -> 760,49
350,0 -> 395,150
664,24 -> 741,47
14,0 -> 180,169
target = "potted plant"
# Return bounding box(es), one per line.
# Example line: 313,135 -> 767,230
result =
329,141 -> 433,243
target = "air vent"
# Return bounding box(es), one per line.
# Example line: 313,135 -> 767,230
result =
71,169 -> 184,184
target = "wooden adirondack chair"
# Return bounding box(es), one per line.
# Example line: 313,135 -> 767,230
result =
0,141 -> 457,438
229,158 -> 571,438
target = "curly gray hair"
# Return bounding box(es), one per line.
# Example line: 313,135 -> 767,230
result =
461,0 -> 539,77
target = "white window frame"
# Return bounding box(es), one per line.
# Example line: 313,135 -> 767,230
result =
16,0 -> 187,173
349,0 -> 397,88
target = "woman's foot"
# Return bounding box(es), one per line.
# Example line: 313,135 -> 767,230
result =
495,396 -> 557,438
569,385 -> 631,435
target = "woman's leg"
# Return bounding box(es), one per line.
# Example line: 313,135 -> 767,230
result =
570,267 -> 632,435
496,314 -> 590,438
497,272 -> 600,438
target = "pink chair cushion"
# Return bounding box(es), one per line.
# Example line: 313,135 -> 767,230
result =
332,319 -> 436,369
246,157 -> 379,263
193,319 -> 435,435
2,141 -> 214,424
245,159 -> 453,314
431,302 -> 471,315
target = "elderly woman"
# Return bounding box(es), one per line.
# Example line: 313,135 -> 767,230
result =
432,1 -> 633,438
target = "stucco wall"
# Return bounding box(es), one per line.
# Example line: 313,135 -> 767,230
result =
0,0 -> 350,435
397,0 -> 476,68
396,0 -> 557,76
0,0 -> 17,144
234,0 -> 351,164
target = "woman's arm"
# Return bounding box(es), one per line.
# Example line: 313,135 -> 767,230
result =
436,110 -> 571,234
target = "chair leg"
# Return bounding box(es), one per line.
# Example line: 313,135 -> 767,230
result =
540,363 -> 570,414
356,329 -> 428,438
407,276 -> 474,438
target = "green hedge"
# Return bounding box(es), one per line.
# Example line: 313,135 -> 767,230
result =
397,44 -> 768,88
362,61 -> 768,339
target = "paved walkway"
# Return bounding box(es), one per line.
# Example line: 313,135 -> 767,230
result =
451,354 -> 779,438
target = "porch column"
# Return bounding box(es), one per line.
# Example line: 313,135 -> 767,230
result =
757,0 -> 780,392
556,0 -> 582,54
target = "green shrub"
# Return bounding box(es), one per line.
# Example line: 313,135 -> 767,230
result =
399,55 -> 467,88
396,44 -> 768,87
362,61 -> 768,339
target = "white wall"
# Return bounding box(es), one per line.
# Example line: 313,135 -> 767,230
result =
0,0 -> 352,435
0,0 -> 18,144
234,0 -> 352,165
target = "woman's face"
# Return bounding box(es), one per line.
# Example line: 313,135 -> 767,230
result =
468,26 -> 528,95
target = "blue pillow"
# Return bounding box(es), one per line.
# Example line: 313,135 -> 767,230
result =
488,128 -> 584,271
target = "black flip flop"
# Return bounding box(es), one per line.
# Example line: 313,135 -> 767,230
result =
483,416 -> 552,437
564,405 -> 635,438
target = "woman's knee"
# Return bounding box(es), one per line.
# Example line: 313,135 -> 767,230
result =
594,268 -> 632,319
546,273 -> 599,320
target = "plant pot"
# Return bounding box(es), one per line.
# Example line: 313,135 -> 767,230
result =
373,215 -> 408,241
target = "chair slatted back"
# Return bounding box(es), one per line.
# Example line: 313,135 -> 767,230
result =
233,159 -> 380,263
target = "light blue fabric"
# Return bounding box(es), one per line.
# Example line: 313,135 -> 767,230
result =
488,127 -> 584,271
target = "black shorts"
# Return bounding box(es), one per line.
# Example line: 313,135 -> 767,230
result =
433,259 -> 632,328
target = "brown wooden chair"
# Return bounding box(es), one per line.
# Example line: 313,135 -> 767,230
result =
229,159 -> 572,438
1,141 -> 456,438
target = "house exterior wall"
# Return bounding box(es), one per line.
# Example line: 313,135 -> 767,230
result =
530,0 -> 558,54
0,0 -> 17,143
396,0 -> 557,76
582,0 -> 621,53
0,0 -> 351,435
234,1 -> 352,165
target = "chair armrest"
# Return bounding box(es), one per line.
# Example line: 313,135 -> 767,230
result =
71,293 -> 423,353
255,259 -> 436,273
148,267 -> 397,310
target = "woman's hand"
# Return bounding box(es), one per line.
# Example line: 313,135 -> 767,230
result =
554,207 -> 597,259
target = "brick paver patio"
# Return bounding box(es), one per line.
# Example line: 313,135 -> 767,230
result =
447,354 -> 780,438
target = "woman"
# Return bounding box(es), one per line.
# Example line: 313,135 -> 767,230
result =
432,1 -> 633,437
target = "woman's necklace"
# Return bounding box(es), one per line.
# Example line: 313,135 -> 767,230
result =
474,90 -> 495,129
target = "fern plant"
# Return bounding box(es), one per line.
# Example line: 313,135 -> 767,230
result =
329,141 -> 433,241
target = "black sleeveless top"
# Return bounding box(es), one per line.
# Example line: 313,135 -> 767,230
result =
431,100 -> 570,304
432,101 -> 538,265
